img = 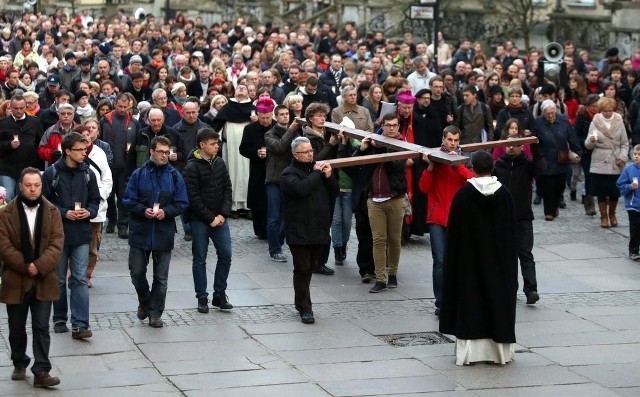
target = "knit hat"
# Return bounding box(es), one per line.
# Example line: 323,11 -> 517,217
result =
74,89 -> 88,102
489,85 -> 503,97
605,47 -> 619,58
539,83 -> 556,96
98,42 -> 112,55
129,55 -> 143,65
255,97 -> 275,114
397,89 -> 416,105
171,82 -> 186,95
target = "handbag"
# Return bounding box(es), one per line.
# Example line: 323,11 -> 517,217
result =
557,149 -> 571,164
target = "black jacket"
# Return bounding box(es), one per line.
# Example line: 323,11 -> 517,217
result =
0,115 -> 44,177
129,125 -> 185,173
183,149 -> 233,224
494,148 -> 546,221
281,159 -> 339,245
354,144 -> 407,199
495,105 -> 535,139
239,121 -> 271,211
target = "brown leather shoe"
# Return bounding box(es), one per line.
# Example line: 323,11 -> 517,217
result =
33,372 -> 60,388
11,367 -> 26,381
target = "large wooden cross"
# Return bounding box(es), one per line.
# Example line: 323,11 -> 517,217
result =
318,120 -> 539,168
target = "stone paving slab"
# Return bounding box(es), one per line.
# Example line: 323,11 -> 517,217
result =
169,368 -> 309,391
473,383 -> 622,397
571,363 -> 640,388
253,329 -> 386,352
185,383 -> 332,397
517,330 -> 634,348
533,344 -> 640,366
48,330 -> 133,357
277,345 -> 410,366
296,358 -> 437,381
444,365 -> 589,389
318,374 -> 458,396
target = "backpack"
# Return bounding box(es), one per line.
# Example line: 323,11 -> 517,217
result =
50,165 -> 91,191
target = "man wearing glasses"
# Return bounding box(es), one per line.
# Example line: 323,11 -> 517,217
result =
356,113 -> 408,293
123,136 -> 189,328
37,103 -> 78,167
42,133 -> 101,339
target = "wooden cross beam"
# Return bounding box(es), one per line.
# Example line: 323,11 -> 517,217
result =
297,119 -> 539,169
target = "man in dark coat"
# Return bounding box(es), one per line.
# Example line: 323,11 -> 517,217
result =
439,151 -> 518,366
281,136 -> 339,324
239,98 -> 273,240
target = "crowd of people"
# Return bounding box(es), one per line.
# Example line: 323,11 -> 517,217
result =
1,7 -> 640,385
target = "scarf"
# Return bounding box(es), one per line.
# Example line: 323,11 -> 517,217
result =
18,81 -> 35,92
76,104 -> 94,117
17,193 -> 44,264
230,65 -> 245,77
175,95 -> 188,106
25,103 -> 40,116
592,112 -> 623,139
440,143 -> 463,155
399,113 -> 415,225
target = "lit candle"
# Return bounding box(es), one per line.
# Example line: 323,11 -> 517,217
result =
12,134 -> 18,142
152,202 -> 160,214
57,143 -> 61,151
74,202 -> 81,211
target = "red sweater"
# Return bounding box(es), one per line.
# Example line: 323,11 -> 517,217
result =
419,162 -> 474,227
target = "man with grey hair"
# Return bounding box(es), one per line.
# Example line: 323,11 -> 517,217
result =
281,136 -> 339,324
38,103 -> 78,167
407,56 -> 436,95
151,88 -> 180,127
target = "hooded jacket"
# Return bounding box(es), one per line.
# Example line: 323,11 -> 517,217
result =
183,149 -> 233,224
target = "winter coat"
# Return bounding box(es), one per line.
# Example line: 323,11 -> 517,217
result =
183,149 -> 233,224
264,124 -> 301,184
585,112 -> 629,175
533,114 -> 582,176
123,160 -> 189,251
617,163 -> 640,212
0,115 -> 44,177
0,196 -> 64,304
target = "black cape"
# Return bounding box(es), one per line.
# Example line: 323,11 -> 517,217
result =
209,99 -> 255,132
239,121 -> 272,212
439,182 -> 518,343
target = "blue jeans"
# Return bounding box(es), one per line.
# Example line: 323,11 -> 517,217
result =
331,192 -> 353,248
0,175 -> 17,201
53,244 -> 90,329
266,183 -> 285,256
191,220 -> 232,298
429,224 -> 446,308
128,247 -> 172,317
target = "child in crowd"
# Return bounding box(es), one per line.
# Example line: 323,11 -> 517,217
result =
492,118 -> 532,160
617,144 -> 640,261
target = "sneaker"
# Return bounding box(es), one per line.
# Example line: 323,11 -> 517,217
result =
148,316 -> 164,328
361,274 -> 373,283
300,312 -> 315,324
117,226 -> 128,239
387,275 -> 398,288
53,322 -> 68,333
183,233 -> 192,241
270,252 -> 287,262
369,281 -> 387,293
526,291 -> 540,305
71,327 -> 93,339
313,264 -> 335,275
33,372 -> 60,388
630,253 -> 640,262
197,297 -> 209,313
212,293 -> 233,311
136,305 -> 149,320
11,367 -> 26,381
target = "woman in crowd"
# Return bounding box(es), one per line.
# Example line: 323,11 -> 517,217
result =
574,94 -> 601,216
204,94 -> 228,125
585,97 -> 629,228
286,94 -> 304,121
362,84 -> 385,128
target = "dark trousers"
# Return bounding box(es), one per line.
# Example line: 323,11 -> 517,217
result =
517,220 -> 537,294
128,248 -> 171,317
290,244 -> 320,314
629,210 -> 640,254
355,212 -> 374,277
251,209 -> 267,238
541,173 -> 566,216
108,167 -> 130,227
6,287 -> 52,374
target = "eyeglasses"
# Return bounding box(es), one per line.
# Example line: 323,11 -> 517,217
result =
295,149 -> 314,154
419,96 -> 431,100
154,150 -> 171,156
384,123 -> 399,128
70,147 -> 88,152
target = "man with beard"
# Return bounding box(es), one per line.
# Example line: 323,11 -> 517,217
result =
239,97 -> 274,239
210,84 -> 255,218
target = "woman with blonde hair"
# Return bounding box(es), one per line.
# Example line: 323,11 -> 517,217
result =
285,94 -> 304,120
204,94 -> 228,125
362,84 -> 386,127
23,91 -> 40,116
585,97 -> 629,228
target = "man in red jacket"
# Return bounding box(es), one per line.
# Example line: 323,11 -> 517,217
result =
419,125 -> 473,317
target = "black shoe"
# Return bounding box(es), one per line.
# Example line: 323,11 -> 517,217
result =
558,198 -> 567,209
526,291 -> 540,304
197,297 -> 209,313
313,264 -> 335,275
630,252 -> 640,262
387,275 -> 398,288
533,195 -> 542,205
300,312 -> 315,324
71,327 -> 93,339
53,322 -> 68,333
105,221 -> 115,234
229,211 -> 239,219
341,246 -> 347,261
148,316 -> 164,328
11,367 -> 26,381
136,305 -> 149,320
117,226 -> 128,239
435,307 -> 441,317
183,233 -> 192,241
570,190 -> 577,201
369,281 -> 387,293
334,247 -> 344,266
361,273 -> 373,283
33,372 -> 60,388
212,293 -> 233,311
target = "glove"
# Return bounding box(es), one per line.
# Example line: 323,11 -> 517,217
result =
51,150 -> 62,161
